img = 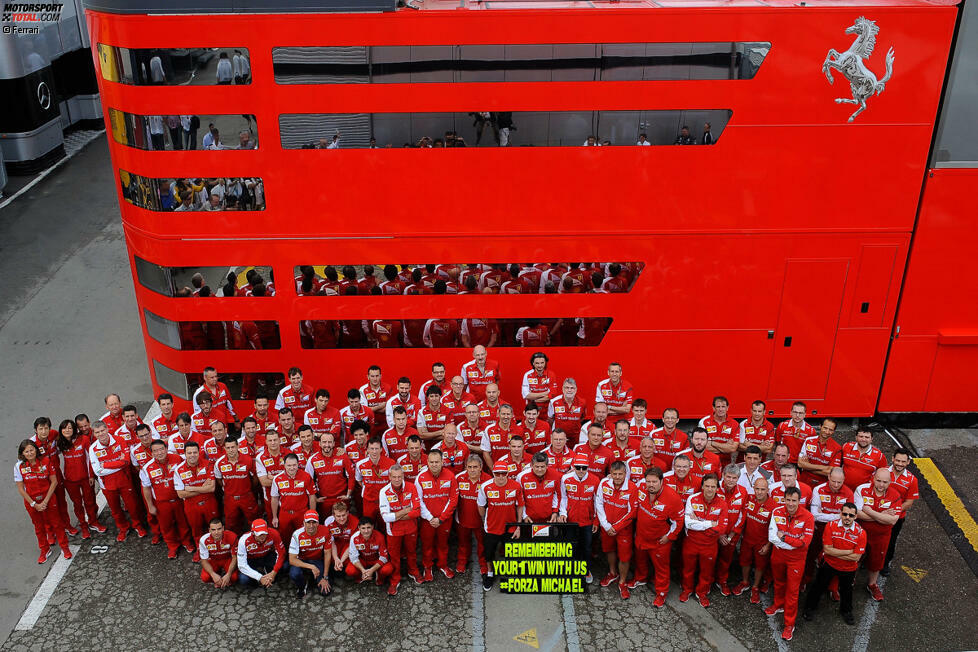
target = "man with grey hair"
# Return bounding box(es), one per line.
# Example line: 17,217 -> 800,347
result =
548,378 -> 586,446
379,464 -> 422,593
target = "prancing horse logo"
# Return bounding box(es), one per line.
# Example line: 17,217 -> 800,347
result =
822,17 -> 895,122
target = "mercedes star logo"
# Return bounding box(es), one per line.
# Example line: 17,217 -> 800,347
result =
37,81 -> 51,110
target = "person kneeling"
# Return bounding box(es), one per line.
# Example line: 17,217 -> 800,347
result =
289,510 -> 333,597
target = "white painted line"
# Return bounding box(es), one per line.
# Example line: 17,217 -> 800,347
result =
13,544 -> 81,630
760,590 -> 790,652
470,547 -> 485,652
560,594 -> 582,652
0,130 -> 105,212
852,576 -> 885,652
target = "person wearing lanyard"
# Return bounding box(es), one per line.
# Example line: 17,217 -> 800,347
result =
14,439 -> 71,563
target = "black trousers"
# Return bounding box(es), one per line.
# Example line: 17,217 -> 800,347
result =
168,126 -> 183,150
804,563 -> 855,616
484,532 -> 507,574
883,517 -> 905,569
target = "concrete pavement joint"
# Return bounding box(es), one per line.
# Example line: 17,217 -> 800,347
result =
852,576 -> 885,652
559,594 -> 580,652
471,548 -> 485,652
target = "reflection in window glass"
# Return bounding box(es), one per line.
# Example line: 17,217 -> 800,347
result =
97,45 -> 251,86
293,263 -> 643,296
144,309 -> 282,351
193,371 -> 286,404
108,109 -> 257,151
280,110 -> 731,149
272,43 -> 771,84
300,317 -> 613,349
153,360 -> 191,400
120,171 -> 265,211
134,257 -> 275,298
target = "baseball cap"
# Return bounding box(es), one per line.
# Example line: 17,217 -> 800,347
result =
492,460 -> 508,474
573,452 -> 590,468
251,519 -> 269,535
303,510 -> 319,523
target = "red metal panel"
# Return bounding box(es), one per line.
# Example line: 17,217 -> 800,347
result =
879,168 -> 978,411
767,260 -> 849,400
848,245 -> 898,327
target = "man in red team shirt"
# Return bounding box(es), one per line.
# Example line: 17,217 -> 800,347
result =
700,396 -> 739,467
418,386 -> 452,446
738,400 -> 776,459
303,389 -> 342,439
237,519 -> 286,588
276,367 -> 314,415
594,362 -> 633,417
386,378 -> 421,429
480,404 -> 519,466
460,318 -> 499,348
855,468 -> 902,601
248,394 -> 277,435
456,455 -> 491,575
346,517 -> 395,586
360,365 -> 392,436
664,455 -> 700,502
477,383 -> 507,428
579,402 -> 612,446
276,408 -> 298,448
798,417 -> 843,487
340,389 -> 373,441
461,345 -> 501,402
198,518 -> 238,588
214,439 -> 260,535
595,461 -> 639,599
841,428 -> 888,492
559,452 -> 601,584
771,464 -> 813,509
678,427 -> 722,487
761,443 -> 791,485
543,429 -> 574,475
193,367 -> 238,427
548,378 -> 587,447
714,464 -> 748,596
765,487 -> 815,641
680,474 -> 729,608
153,393 -> 179,442
288,510 -> 333,597
140,440 -> 194,559
605,419 -> 636,463
325,501 -> 359,578
174,441 -> 219,552
478,459 -> 525,591
521,352 -> 559,404
89,420 -> 148,541
415,449 -> 459,581
236,418 -> 266,459
883,448 -> 919,576
369,318 -> 402,348
379,465 -> 422,595
652,408 -> 688,470
517,402 -> 551,456
630,467 -> 685,607
355,438 -> 395,523
270,453 -> 317,541
735,476 -> 776,603
496,435 -> 531,478
457,403 -> 486,455
517,452 -> 561,524
417,362 -> 450,403
306,432 -> 355,518
290,425 -> 318,468
397,436 -> 428,483
433,423 -> 468,475
776,402 -> 817,464
100,393 -> 125,436
383,407 -> 420,462
808,467 -> 854,585
626,437 -> 668,481
573,423 -> 614,478
423,315 -> 460,347
627,399 -> 655,449
442,376 -> 476,425
803,502 -> 865,625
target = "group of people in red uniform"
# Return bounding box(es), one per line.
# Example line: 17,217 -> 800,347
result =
15,348 -> 919,636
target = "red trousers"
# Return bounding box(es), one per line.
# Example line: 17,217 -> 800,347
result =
805,523 -> 825,580
277,508 -> 305,542
738,538 -> 771,582
386,529 -> 419,585
317,496 -> 345,522
361,499 -> 380,525
864,532 -> 892,572
682,540 -> 718,596
24,497 -> 68,551
770,552 -> 805,627
599,525 -> 634,563
183,495 -> 219,542
200,560 -> 238,584
634,541 -> 673,595
224,493 -> 260,535
715,539 -> 738,585
63,479 -> 99,527
420,519 -> 453,570
53,478 -> 70,529
345,561 -> 393,582
156,499 -> 193,553
457,525 -> 488,574
103,486 -> 143,534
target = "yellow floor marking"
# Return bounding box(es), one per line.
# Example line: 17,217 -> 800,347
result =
514,628 -> 540,649
901,566 -> 927,583
914,457 -> 978,553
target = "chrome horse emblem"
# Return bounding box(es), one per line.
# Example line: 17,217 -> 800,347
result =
822,17 -> 895,122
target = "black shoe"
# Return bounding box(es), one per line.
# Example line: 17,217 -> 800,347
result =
842,612 -> 855,625
880,565 -> 891,577
295,587 -> 306,598
803,610 -> 814,622
482,574 -> 493,592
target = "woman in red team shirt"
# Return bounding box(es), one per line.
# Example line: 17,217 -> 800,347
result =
14,439 -> 71,563
56,419 -> 103,538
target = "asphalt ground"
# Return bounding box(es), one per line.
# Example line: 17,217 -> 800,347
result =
1,138 -> 977,650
